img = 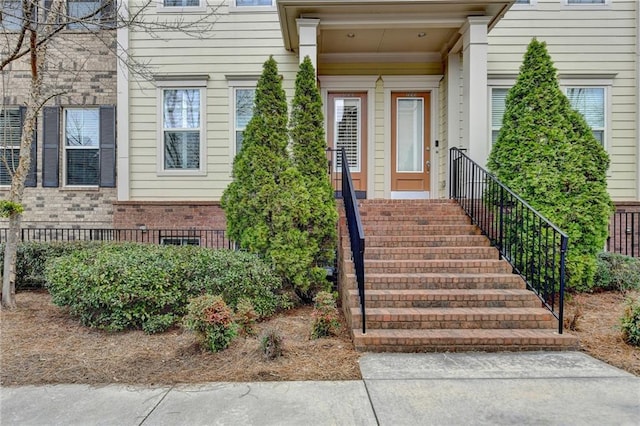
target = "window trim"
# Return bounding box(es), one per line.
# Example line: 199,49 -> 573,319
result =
63,107 -> 101,187
156,0 -> 206,14
511,0 -> 537,9
227,76 -> 259,164
488,75 -> 614,151
156,78 -> 208,176
229,0 -> 276,13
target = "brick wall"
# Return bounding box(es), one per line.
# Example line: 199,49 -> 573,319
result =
609,202 -> 640,257
1,31 -> 117,229
113,202 -> 227,230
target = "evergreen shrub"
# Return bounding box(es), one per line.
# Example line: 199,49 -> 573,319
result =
487,39 -> 613,290
621,297 -> 640,347
183,294 -> 238,352
594,253 -> 640,292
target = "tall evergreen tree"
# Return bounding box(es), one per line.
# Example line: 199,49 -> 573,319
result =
221,56 -> 323,296
487,39 -> 613,290
290,56 -> 337,269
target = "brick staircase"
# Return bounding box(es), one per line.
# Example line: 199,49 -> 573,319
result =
338,199 -> 577,352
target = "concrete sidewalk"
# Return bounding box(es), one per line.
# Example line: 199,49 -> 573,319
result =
1,352 -> 638,426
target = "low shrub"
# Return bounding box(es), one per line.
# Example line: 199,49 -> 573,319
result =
621,297 -> 640,347
310,291 -> 340,339
183,294 -> 238,352
234,298 -> 258,336
260,328 -> 284,360
593,253 -> 640,292
0,241 -> 103,289
44,243 -> 285,333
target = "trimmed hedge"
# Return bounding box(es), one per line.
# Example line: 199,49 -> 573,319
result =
45,243 -> 284,333
594,253 -> 640,292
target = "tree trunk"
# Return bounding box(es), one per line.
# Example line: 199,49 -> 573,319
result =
2,215 -> 21,308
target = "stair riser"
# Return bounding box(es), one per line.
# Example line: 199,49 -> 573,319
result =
351,317 -> 556,330
349,299 -> 539,309
364,250 -> 498,260
343,276 -> 526,291
365,237 -> 491,248
362,226 -> 481,236
361,217 -> 471,225
344,265 -> 512,274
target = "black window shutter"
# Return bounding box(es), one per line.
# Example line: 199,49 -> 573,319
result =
42,106 -> 60,188
20,107 -> 37,187
99,105 -> 116,187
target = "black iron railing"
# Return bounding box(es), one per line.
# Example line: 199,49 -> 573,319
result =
608,211 -> 639,258
0,228 -> 232,249
339,148 -> 366,333
450,148 -> 568,334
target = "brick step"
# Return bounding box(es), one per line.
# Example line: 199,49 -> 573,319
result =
347,289 -> 541,308
351,329 -> 578,352
365,235 -> 491,248
358,199 -> 457,206
350,307 -> 556,330
360,216 -> 471,225
362,224 -> 481,236
344,259 -> 512,274
364,246 -> 498,260
344,273 -> 526,290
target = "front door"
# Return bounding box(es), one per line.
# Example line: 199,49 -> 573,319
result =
328,92 -> 368,194
391,92 -> 430,195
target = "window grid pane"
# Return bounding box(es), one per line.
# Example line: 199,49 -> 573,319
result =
1,109 -> 22,185
396,98 -> 423,173
235,88 -> 255,154
334,98 -> 361,172
67,0 -> 102,30
566,87 -> 605,143
235,0 -> 273,6
1,0 -> 24,30
65,108 -> 100,185
491,88 -> 508,143
66,109 -> 99,147
567,0 -> 605,4
66,149 -> 99,185
0,148 -> 20,185
163,88 -> 202,170
164,0 -> 200,6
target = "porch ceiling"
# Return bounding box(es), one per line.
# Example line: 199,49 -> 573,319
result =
277,0 -> 514,59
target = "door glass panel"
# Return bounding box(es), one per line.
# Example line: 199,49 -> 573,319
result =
396,98 -> 423,173
334,98 -> 361,172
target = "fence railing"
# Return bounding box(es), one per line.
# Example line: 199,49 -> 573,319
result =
608,211 -> 639,258
339,148 -> 366,334
450,148 -> 568,334
0,228 -> 233,250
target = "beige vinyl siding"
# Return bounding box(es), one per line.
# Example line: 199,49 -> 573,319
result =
373,79 -> 385,198
127,1 -> 298,200
438,74 -> 447,198
319,62 -> 442,76
488,0 -> 638,201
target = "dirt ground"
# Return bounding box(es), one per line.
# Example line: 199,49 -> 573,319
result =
1,289 -> 638,386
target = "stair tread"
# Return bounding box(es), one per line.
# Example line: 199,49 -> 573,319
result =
350,289 -> 537,296
355,307 -> 553,315
352,328 -> 576,341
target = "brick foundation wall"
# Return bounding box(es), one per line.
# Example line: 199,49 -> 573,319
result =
609,201 -> 640,257
113,202 -> 226,230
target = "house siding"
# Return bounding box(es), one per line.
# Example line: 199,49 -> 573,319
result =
487,0 -> 639,202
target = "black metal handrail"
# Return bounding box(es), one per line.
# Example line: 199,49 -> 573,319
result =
450,148 -> 568,334
0,228 -> 232,249
608,211 -> 639,257
340,148 -> 366,334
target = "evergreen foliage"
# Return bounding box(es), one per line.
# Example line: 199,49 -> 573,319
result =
290,56 -> 338,270
221,56 -> 326,296
487,39 -> 613,290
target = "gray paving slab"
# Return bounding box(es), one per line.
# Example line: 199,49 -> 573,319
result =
143,381 -> 376,426
0,384 -> 170,426
359,351 -> 636,380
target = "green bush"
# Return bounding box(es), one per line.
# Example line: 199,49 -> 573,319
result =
621,297 -> 640,347
594,253 -> 640,292
487,39 -> 613,291
234,298 -> 258,336
260,327 -> 284,360
310,291 -> 341,339
45,243 -> 284,333
0,241 -> 104,289
183,294 -> 238,352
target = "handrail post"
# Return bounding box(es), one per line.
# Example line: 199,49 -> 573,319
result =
558,236 -> 568,334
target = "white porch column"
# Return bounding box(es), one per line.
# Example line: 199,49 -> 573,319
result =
460,17 -> 490,167
296,18 -> 320,72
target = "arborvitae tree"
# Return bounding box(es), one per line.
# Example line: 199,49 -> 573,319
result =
221,56 -> 323,296
487,39 -> 613,290
289,56 -> 338,271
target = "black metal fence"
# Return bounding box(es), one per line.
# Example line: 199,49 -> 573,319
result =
450,148 -> 568,334
339,148 -> 366,334
608,211 -> 639,257
0,228 -> 233,249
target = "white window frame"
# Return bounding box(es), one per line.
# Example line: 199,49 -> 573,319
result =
229,0 -> 275,13
157,0 -> 206,14
488,75 -> 613,151
226,76 -> 258,164
0,108 -> 22,187
156,77 -> 208,176
511,0 -> 537,10
63,107 -> 100,187
562,0 -> 611,10
489,86 -> 510,145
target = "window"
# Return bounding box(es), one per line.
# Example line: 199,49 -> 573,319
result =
564,0 -> 610,7
234,88 -> 255,155
567,0 -> 606,4
490,88 -> 508,144
162,88 -> 203,171
161,237 -> 200,246
163,0 -> 200,6
0,109 -> 22,186
65,108 -> 100,186
234,0 -> 274,6
1,0 -> 25,30
566,87 -> 605,144
67,0 -> 110,30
